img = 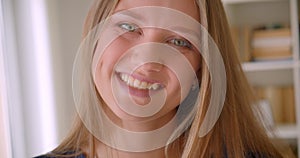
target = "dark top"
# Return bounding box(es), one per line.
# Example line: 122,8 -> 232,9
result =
34,151 -> 269,158
34,154 -> 85,158
33,151 -> 86,158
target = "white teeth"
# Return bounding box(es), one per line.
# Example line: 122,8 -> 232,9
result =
119,73 -> 161,90
133,79 -> 141,89
121,74 -> 126,81
124,74 -> 128,82
140,82 -> 148,89
150,83 -> 160,90
128,76 -> 134,87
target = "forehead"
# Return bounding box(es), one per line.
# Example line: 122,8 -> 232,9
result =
114,0 -> 200,21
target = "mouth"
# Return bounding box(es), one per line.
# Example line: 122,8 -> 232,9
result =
118,72 -> 163,91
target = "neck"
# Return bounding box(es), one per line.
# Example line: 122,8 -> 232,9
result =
93,103 -> 180,157
95,140 -> 180,158
102,102 -> 177,132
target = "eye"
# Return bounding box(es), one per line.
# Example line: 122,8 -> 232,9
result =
118,23 -> 139,32
168,38 -> 192,49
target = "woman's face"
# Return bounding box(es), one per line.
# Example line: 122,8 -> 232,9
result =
94,0 -> 201,126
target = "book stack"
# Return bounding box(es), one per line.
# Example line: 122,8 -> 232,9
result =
251,27 -> 292,61
254,86 -> 295,125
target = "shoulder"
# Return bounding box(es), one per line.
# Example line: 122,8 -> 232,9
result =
224,151 -> 274,158
245,152 -> 274,158
33,151 -> 86,158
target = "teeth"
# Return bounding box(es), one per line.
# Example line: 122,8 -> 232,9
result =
140,82 -> 148,89
128,76 -> 134,87
133,79 -> 141,89
150,83 -> 160,90
121,74 -> 126,81
119,73 -> 160,90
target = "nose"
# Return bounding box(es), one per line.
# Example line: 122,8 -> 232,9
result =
142,28 -> 167,43
138,62 -> 164,73
130,28 -> 167,73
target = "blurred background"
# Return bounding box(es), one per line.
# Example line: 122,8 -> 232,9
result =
0,0 -> 92,157
1,0 -> 300,157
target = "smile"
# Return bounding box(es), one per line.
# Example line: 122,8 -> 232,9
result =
119,73 -> 162,90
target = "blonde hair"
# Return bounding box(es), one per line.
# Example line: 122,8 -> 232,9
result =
51,0 -> 293,157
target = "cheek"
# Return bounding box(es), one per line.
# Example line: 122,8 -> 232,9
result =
94,37 -> 140,113
94,39 -> 129,103
165,54 -> 200,106
94,38 -> 131,76
165,71 -> 182,105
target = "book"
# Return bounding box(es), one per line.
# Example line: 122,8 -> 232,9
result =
252,45 -> 292,60
254,86 -> 296,125
282,86 -> 296,123
251,27 -> 292,61
252,28 -> 291,39
252,37 -> 291,48
264,86 -> 284,124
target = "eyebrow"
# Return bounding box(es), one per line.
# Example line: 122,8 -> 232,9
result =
114,9 -> 145,21
170,26 -> 200,40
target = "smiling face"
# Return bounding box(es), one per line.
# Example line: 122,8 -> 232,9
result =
93,0 -> 201,127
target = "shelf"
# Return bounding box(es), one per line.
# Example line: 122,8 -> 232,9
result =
242,60 -> 294,72
273,125 -> 298,139
223,0 -> 300,156
222,0 -> 287,4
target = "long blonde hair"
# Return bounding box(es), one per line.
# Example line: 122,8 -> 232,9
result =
51,0 -> 293,157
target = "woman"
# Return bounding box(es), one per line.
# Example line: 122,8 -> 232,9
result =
36,0 -> 293,157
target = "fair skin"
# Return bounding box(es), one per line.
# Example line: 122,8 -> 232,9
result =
93,0 -> 201,157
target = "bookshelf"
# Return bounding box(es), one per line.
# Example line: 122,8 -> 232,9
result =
242,60 -> 294,71
222,0 -> 300,157
222,0 -> 288,4
274,125 -> 298,139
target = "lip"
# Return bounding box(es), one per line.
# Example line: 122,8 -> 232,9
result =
115,72 -> 164,97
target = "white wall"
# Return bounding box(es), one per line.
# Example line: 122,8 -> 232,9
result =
12,0 -> 59,156
46,0 -> 92,142
3,0 -> 92,157
0,92 -> 11,158
0,8 -> 12,155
